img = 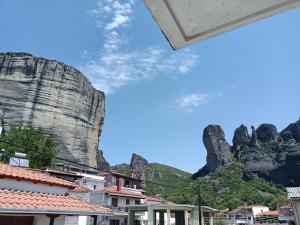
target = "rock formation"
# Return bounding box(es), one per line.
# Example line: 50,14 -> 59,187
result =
280,118 -> 300,142
256,124 -> 279,143
232,124 -> 250,150
96,150 -> 110,171
193,118 -> 300,186
192,125 -> 233,179
0,52 -> 105,167
130,153 -> 149,171
130,153 -> 149,187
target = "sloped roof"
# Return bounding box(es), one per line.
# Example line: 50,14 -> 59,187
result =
71,185 -> 90,193
0,163 -> 75,188
95,186 -> 146,199
256,210 -> 279,217
287,187 -> 300,199
0,188 -> 111,215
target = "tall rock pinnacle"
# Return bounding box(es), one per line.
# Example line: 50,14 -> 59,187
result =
0,52 -> 105,167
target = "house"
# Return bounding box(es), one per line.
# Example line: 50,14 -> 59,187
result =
286,187 -> 300,225
0,163 -> 111,225
43,167 -> 84,182
90,172 -> 147,225
255,210 -> 279,224
99,172 -> 143,190
278,204 -> 295,225
225,205 -> 270,225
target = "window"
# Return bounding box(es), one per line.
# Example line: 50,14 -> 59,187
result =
112,198 -> 118,207
135,199 -> 141,205
94,184 -> 97,190
126,199 -> 130,205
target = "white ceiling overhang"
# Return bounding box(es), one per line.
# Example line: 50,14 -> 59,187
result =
143,0 -> 300,49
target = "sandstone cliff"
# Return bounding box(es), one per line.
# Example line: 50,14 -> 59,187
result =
0,52 -> 105,167
192,118 -> 300,186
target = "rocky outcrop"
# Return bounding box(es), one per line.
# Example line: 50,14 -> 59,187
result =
280,118 -> 300,142
130,153 -> 149,187
193,119 -> 300,186
256,124 -> 279,143
96,150 -> 110,171
232,124 -> 250,150
0,52 -> 105,167
130,153 -> 149,171
192,125 -> 233,179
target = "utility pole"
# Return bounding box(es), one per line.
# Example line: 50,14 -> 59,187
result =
197,186 -> 203,225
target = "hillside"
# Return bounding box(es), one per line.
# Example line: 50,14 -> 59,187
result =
110,154 -> 287,210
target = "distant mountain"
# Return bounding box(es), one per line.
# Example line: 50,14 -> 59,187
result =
192,118 -> 300,186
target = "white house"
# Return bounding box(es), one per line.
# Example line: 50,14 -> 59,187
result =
0,163 -> 111,225
90,172 -> 147,225
225,205 -> 270,225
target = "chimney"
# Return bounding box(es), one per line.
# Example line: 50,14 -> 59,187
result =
117,179 -> 122,191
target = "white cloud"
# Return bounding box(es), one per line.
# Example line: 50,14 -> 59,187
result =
80,48 -> 198,94
175,92 -> 223,112
82,0 -> 199,94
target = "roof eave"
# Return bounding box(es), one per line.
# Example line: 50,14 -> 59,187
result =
0,208 -> 113,216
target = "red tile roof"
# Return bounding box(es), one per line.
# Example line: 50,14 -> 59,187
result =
71,185 -> 90,193
146,196 -> 169,203
0,163 -> 75,188
95,186 -> 145,199
256,210 -> 278,217
0,189 -> 111,215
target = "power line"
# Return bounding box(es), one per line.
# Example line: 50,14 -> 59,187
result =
0,139 -> 197,190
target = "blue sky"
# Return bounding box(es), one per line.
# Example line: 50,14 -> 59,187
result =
0,0 -> 300,173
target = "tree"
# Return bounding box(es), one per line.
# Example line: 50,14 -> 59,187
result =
0,125 -> 58,168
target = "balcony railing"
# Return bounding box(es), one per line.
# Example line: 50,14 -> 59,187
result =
112,207 -> 127,213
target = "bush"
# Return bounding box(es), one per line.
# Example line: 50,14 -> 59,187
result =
0,125 -> 58,168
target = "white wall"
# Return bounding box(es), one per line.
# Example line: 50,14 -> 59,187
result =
0,178 -> 68,195
79,178 -> 105,190
252,206 -> 269,217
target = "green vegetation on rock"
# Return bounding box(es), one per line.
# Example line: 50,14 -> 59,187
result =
0,124 -> 58,168
112,162 -> 287,210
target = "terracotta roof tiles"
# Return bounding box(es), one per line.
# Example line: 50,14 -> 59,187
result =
0,163 -> 75,188
95,186 -> 145,199
0,188 -> 111,215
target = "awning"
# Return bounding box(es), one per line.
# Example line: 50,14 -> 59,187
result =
143,0 -> 300,49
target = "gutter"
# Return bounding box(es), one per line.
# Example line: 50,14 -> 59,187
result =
0,208 -> 113,216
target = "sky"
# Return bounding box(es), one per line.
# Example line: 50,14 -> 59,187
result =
0,0 -> 300,173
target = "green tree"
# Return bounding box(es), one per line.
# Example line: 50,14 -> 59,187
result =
0,125 -> 58,168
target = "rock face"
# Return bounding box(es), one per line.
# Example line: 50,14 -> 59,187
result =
232,124 -> 250,150
193,119 -> 300,186
130,153 -> 149,171
192,125 -> 233,179
256,124 -> 279,143
0,52 -> 105,167
280,119 -> 300,142
130,153 -> 149,187
96,150 -> 110,171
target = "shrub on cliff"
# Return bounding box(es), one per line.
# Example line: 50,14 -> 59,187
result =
0,125 -> 57,168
